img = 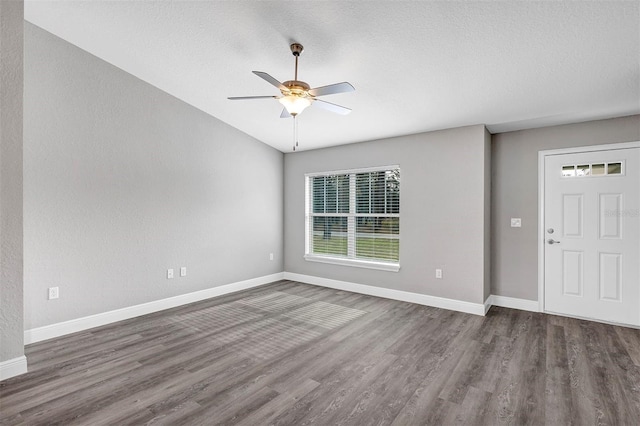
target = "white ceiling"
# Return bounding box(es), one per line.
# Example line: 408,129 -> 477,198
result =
25,1 -> 640,153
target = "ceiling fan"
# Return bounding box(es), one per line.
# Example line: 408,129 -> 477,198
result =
228,43 -> 355,120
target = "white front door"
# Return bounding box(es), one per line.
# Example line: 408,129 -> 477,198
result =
544,147 -> 640,326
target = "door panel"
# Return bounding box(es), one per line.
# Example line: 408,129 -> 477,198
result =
563,194 -> 583,237
599,252 -> 621,301
599,194 -> 622,239
544,147 -> 640,325
562,250 -> 583,296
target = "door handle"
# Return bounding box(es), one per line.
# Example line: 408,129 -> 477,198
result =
547,239 -> 561,245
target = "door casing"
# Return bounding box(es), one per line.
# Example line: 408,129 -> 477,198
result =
537,141 -> 640,323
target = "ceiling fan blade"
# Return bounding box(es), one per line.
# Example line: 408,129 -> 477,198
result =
253,71 -> 286,90
312,99 -> 352,115
280,108 -> 292,118
227,96 -> 278,100
308,82 -> 355,97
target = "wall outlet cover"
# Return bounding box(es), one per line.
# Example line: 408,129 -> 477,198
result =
167,269 -> 174,279
180,267 -> 187,277
48,287 -> 59,300
510,218 -> 522,227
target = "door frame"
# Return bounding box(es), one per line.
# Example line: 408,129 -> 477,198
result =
537,141 -> 640,315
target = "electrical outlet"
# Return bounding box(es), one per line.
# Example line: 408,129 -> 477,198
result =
167,269 -> 174,279
511,218 -> 522,228
180,267 -> 187,277
435,269 -> 443,279
48,287 -> 59,300
269,253 -> 274,261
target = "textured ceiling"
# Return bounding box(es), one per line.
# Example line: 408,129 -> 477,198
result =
25,1 -> 640,152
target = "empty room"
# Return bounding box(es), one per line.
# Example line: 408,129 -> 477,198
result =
1,1 -> 640,424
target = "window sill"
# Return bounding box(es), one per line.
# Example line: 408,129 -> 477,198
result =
304,254 -> 400,272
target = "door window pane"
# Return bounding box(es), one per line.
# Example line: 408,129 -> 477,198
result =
576,165 -> 590,176
592,164 -> 605,175
562,165 -> 575,177
608,163 -> 622,174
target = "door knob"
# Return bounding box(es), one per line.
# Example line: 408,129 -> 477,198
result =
547,239 -> 561,245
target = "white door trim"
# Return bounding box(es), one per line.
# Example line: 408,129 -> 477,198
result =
538,141 -> 640,314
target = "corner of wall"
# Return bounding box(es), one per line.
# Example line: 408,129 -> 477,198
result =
0,0 -> 25,367
483,126 -> 492,301
0,356 -> 28,381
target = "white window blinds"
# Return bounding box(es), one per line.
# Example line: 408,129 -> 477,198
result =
305,166 -> 400,267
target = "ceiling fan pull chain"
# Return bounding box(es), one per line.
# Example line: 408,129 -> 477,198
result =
293,116 -> 297,151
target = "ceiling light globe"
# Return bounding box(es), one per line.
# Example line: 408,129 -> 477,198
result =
279,95 -> 312,116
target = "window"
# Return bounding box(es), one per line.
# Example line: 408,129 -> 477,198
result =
561,161 -> 624,177
305,166 -> 400,271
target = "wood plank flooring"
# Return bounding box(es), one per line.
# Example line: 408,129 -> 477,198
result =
1,280 -> 640,425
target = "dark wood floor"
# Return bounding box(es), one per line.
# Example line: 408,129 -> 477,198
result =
1,280 -> 639,425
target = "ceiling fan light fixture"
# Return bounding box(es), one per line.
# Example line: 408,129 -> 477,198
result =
278,94 -> 312,116
228,42 -> 354,150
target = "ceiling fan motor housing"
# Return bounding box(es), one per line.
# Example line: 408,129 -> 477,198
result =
290,43 -> 304,56
282,80 -> 311,97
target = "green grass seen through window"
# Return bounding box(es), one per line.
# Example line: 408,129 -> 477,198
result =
312,235 -> 399,261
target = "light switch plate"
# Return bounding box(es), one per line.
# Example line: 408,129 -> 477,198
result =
511,218 -> 522,228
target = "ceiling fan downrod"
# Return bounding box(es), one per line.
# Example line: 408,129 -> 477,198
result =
290,43 -> 304,81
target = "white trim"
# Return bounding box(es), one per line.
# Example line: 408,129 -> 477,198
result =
538,151 -> 546,313
545,309 -> 640,330
24,273 -> 284,344
284,272 -> 486,316
305,164 -> 400,177
305,176 -> 311,255
538,141 -> 640,316
304,254 -> 400,272
540,141 -> 640,157
0,356 -> 28,381
309,213 -> 400,218
483,296 -> 492,315
488,295 -> 540,312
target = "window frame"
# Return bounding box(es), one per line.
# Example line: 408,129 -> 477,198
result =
304,165 -> 400,272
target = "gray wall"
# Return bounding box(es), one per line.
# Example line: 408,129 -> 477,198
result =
23,24 -> 284,329
0,0 -> 24,362
491,115 -> 640,300
284,125 -> 490,305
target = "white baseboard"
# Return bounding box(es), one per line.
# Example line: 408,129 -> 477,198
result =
0,356 -> 28,381
24,272 -> 284,345
22,272 -> 542,346
484,296 -> 492,315
284,272 -> 487,316
488,294 -> 539,312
